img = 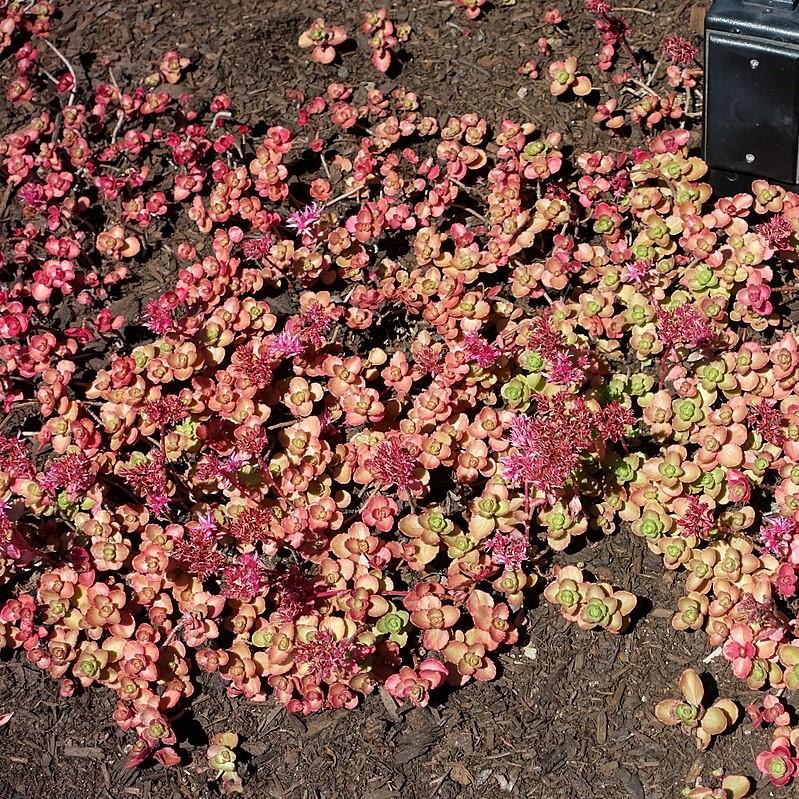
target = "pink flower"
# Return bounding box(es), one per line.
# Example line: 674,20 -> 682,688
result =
757,213 -> 794,249
40,452 -> 95,501
293,630 -> 371,681
120,450 -> 169,512
221,553 -> 265,600
676,495 -> 715,540
365,436 -> 422,498
760,515 -> 797,559
143,395 -> 187,429
547,350 -> 588,385
749,402 -> 784,446
293,300 -> 338,348
143,297 -> 177,334
655,302 -> 714,349
620,259 -> 652,285
484,532 -> 528,571
173,526 -> 223,581
661,35 -> 699,66
0,434 -> 33,480
195,512 -> 218,535
286,202 -> 322,235
240,235 -> 273,261
462,332 -> 503,368
501,396 -> 594,500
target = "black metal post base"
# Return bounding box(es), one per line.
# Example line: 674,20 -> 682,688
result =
707,168 -> 757,198
704,0 -> 799,197
708,168 -> 797,199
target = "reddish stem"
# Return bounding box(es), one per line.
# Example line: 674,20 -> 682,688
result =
600,12 -> 644,80
618,34 -> 644,79
658,344 -> 676,390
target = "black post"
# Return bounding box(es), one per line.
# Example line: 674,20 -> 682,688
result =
704,0 -> 799,195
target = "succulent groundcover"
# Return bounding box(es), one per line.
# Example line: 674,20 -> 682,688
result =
2,1 -> 799,795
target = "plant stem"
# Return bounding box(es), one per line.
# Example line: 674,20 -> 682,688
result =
40,37 -> 78,106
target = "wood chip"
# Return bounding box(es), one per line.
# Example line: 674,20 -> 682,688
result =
618,767 -> 646,799
650,608 -> 674,619
690,4 -> 707,35
256,702 -> 284,732
449,763 -> 473,786
63,745 -> 104,760
378,687 -> 400,722
607,669 -> 632,713
685,757 -> 704,783
595,711 -> 608,745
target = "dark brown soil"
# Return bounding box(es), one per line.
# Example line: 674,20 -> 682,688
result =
4,2 -> 780,798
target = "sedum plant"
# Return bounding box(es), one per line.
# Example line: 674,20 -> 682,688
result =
4,0 -> 799,790
655,669 -> 739,751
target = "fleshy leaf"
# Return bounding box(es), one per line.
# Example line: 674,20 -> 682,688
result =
679,668 -> 704,707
